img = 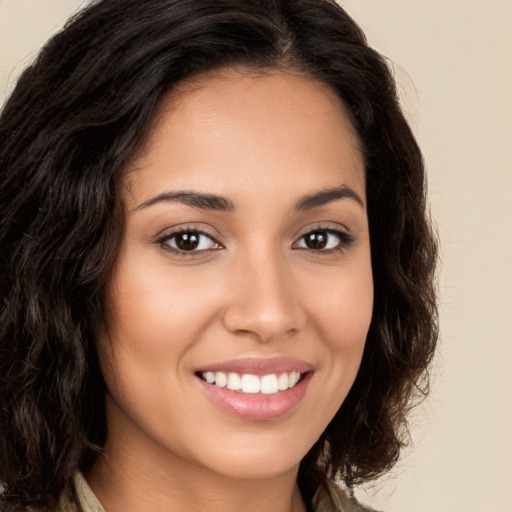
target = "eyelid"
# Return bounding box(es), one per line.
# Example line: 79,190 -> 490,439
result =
153,222 -> 223,244
292,224 -> 356,252
154,225 -> 224,256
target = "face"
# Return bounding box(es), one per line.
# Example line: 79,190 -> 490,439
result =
97,69 -> 373,483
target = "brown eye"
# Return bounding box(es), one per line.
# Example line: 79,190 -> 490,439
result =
175,232 -> 200,251
294,229 -> 355,252
303,231 -> 328,250
160,230 -> 220,252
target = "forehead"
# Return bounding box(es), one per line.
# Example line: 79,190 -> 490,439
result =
123,68 -> 365,207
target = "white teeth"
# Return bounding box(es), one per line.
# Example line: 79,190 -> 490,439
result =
260,374 -> 279,394
215,372 -> 227,388
227,372 -> 242,391
277,372 -> 289,391
241,374 -> 260,393
289,371 -> 300,387
201,370 -> 304,394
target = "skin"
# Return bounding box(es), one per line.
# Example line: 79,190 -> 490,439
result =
88,68 -> 374,512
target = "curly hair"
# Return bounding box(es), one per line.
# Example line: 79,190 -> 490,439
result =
0,0 -> 438,509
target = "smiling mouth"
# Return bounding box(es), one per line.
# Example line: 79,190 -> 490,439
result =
197,371 -> 306,395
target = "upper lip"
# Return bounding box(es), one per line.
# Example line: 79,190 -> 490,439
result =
195,357 -> 314,376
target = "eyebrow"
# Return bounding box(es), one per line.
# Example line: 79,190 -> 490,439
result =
134,184 -> 364,213
135,191 -> 235,212
295,185 -> 365,211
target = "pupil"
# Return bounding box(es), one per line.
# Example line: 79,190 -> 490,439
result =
176,232 -> 199,251
306,232 -> 327,250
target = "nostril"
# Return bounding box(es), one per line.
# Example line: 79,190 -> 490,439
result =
222,302 -> 305,342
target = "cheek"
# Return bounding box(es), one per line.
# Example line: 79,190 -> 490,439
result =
306,255 -> 373,417
311,257 -> 374,351
102,260 -> 218,358
96,258 -> 229,417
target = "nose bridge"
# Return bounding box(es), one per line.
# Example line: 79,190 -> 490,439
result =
222,242 -> 304,341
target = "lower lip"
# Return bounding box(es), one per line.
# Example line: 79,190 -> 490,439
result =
197,373 -> 312,421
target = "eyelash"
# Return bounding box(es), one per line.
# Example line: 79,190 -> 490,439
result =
293,227 -> 356,253
156,228 -> 222,256
155,226 -> 355,256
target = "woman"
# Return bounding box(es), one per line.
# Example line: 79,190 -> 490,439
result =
0,0 -> 438,511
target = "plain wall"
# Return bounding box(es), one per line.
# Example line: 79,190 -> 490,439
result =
1,1 -> 511,511
340,3 -> 512,511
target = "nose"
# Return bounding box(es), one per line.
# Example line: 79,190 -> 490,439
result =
222,249 -> 306,342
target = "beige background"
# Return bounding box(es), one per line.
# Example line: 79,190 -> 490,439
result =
1,1 -> 511,511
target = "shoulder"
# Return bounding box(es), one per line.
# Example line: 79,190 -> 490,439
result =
58,473 -> 104,512
52,494 -> 78,512
312,479 -> 384,512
